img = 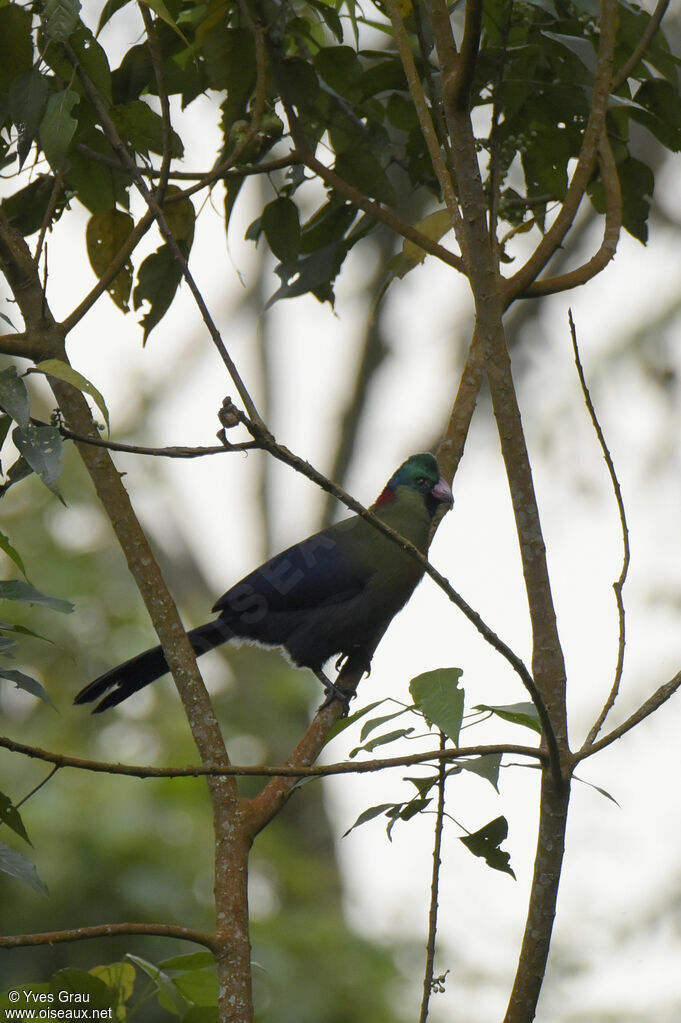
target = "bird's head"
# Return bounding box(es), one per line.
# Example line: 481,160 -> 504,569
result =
375,453 -> 453,515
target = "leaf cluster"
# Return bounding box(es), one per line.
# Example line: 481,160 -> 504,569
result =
1,0 -> 677,333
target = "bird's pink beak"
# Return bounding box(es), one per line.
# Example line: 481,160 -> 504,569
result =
432,476 -> 453,504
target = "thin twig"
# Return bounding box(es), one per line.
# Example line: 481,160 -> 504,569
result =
0,922 -> 216,951
138,3 -> 172,200
14,765 -> 60,810
59,427 -> 255,458
419,731 -> 447,1023
568,311 -> 631,750
33,172 -> 64,265
574,670 -> 681,762
0,732 -> 543,779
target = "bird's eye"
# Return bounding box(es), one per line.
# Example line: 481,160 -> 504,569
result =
415,476 -> 427,486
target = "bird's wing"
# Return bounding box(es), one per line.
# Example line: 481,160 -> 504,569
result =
212,520 -> 371,617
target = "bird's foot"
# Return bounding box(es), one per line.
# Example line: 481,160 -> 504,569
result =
315,670 -> 354,715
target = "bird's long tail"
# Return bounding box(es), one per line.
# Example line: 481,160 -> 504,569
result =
74,618 -> 234,713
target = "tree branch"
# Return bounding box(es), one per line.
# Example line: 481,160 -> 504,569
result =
0,729 -> 541,779
568,311 -> 630,749
576,670 -> 681,762
0,923 -> 216,951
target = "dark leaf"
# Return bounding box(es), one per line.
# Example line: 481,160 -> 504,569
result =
262,198 -> 301,269
12,425 -> 64,499
133,244 -> 183,341
0,5 -> 33,94
162,188 -> 196,248
334,148 -> 396,206
460,816 -> 515,878
0,176 -> 66,237
8,70 -> 50,168
85,210 -> 135,312
410,667 -> 464,743
0,791 -> 31,845
0,367 -> 30,427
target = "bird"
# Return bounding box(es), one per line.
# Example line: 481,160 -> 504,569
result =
74,452 -> 453,713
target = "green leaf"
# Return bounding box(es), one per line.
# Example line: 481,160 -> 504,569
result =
125,955 -> 189,1017
573,773 -> 620,807
349,727 -> 414,757
162,188 -> 196,248
171,965 -> 218,1008
0,413 -> 9,446
0,367 -> 30,427
458,754 -> 502,792
0,839 -> 48,895
30,359 -> 111,434
262,198 -> 301,270
0,580 -> 74,614
90,962 -> 136,1003
0,668 -> 55,708
97,0 -> 133,35
343,802 -> 396,837
42,0 -> 82,41
359,708 -> 408,742
12,425 -> 64,499
0,530 -> 26,576
474,701 -> 542,735
159,953 -> 215,972
542,31 -> 597,73
385,209 -> 452,282
460,816 -> 515,878
410,668 -> 464,743
39,88 -> 79,169
324,698 -> 386,742
139,0 -> 189,45
0,791 -> 31,845
133,244 -> 183,342
84,210 -> 134,311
